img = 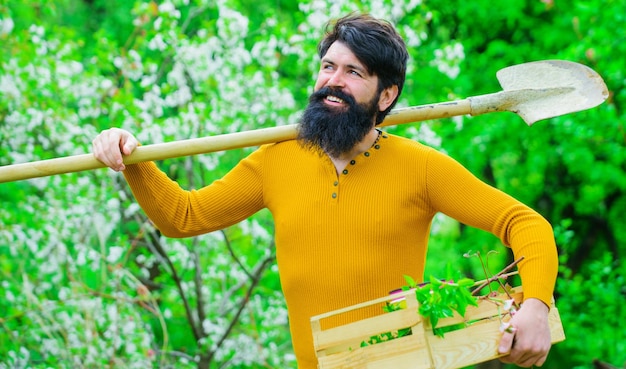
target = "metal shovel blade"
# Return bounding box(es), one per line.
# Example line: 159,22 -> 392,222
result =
495,60 -> 609,125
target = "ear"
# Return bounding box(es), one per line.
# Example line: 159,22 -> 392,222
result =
377,85 -> 399,112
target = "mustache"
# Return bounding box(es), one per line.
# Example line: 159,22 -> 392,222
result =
309,86 -> 357,108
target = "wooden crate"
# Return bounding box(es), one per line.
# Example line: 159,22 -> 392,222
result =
311,288 -> 565,369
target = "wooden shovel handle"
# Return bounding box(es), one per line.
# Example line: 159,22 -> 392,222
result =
0,100 -> 472,183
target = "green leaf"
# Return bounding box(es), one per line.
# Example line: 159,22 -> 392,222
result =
457,278 -> 475,288
403,274 -> 417,288
429,275 -> 444,286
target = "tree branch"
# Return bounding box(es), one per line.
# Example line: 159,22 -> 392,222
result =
471,256 -> 525,296
147,228 -> 203,342
192,239 -> 207,331
220,229 -> 253,279
206,247 -> 275,364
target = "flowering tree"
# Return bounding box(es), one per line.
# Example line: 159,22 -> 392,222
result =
0,0 -> 431,367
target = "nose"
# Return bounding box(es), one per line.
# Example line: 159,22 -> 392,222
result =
326,70 -> 345,88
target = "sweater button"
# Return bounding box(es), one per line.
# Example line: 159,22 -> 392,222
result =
364,152 -> 370,157
332,193 -> 337,198
342,169 -> 348,175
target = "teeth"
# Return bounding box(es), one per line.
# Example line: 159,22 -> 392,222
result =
326,95 -> 344,104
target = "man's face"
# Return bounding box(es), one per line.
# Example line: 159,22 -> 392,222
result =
313,41 -> 381,111
297,42 -> 384,158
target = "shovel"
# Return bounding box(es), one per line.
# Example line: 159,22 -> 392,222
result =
0,59 -> 608,184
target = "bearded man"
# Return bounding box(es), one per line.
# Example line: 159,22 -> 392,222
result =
93,13 -> 558,369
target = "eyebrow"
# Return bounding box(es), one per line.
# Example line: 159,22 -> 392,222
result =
321,57 -> 369,76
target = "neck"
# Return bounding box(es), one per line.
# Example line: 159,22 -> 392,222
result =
335,128 -> 379,160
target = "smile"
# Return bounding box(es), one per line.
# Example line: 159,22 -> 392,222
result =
326,95 -> 345,104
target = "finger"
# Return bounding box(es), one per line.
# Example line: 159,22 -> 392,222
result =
512,353 -> 547,368
92,134 -> 111,166
534,352 -> 548,367
121,138 -> 138,156
510,344 -> 549,368
498,323 -> 516,356
103,131 -> 126,171
504,334 -> 550,367
93,130 -> 126,171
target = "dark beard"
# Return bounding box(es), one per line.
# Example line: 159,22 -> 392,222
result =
297,86 -> 380,158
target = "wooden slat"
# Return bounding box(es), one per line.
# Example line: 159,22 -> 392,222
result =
314,307 -> 421,352
547,307 -> 566,343
428,318 -> 503,369
311,289 -> 416,321
317,333 -> 433,369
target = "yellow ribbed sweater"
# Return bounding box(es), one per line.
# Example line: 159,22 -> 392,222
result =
123,132 -> 558,369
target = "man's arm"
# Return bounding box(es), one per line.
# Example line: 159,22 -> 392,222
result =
423,149 -> 558,367
92,127 -> 267,237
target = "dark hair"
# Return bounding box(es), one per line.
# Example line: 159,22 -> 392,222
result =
318,13 -> 408,123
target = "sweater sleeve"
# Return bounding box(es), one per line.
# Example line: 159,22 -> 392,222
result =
425,149 -> 558,306
122,148 -> 267,238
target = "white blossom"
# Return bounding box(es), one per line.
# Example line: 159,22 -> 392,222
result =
159,1 -> 181,18
0,17 -> 14,35
148,33 -> 167,51
107,246 -> 125,263
42,339 -> 60,356
432,41 -> 465,79
0,74 -> 22,103
5,290 -> 14,303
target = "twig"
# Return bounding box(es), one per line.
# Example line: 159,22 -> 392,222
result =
206,250 -> 275,364
159,349 -> 197,361
148,229 -> 203,342
180,5 -> 212,34
471,271 -> 519,288
192,241 -> 207,333
593,359 -> 620,369
221,229 -> 253,279
471,256 -> 524,296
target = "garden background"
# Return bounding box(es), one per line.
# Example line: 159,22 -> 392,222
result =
1,0 -> 625,368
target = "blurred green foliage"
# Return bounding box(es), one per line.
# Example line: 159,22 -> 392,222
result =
0,0 -> 624,368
